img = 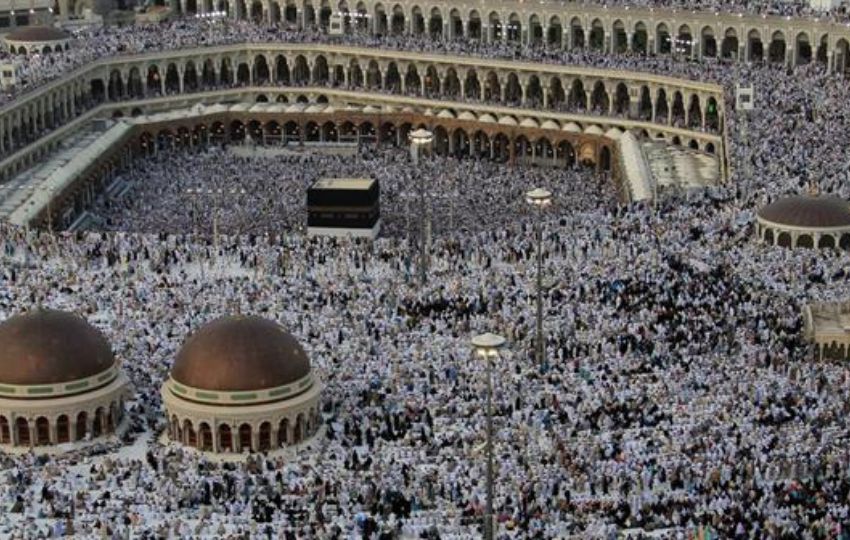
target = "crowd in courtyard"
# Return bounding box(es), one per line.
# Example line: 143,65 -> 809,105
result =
0,6 -> 850,540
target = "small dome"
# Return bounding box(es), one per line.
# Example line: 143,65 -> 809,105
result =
758,196 -> 850,228
6,26 -> 70,42
0,310 -> 114,386
172,316 -> 310,392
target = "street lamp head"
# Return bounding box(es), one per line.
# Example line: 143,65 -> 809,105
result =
409,128 -> 433,146
472,333 -> 506,357
526,187 -> 553,208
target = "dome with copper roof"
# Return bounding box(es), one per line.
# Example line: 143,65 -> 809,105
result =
0,309 -> 115,386
757,196 -> 850,229
171,316 -> 311,392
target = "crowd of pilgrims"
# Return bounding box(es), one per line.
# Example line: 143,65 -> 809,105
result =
0,7 -> 850,540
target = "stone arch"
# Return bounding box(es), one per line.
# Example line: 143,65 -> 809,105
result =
797,234 -> 813,249
671,91 -> 685,126
0,416 -> 9,444
677,24 -> 694,56
706,97 -> 719,130
249,0 -> 263,20
721,28 -> 738,59
701,26 -> 716,57
294,414 -> 306,443
549,77 -> 565,109
657,22 -> 671,54
313,55 -> 329,85
390,4 -> 404,35
374,3 -> 387,35
429,6 -> 442,38
273,55 -> 289,84
613,83 -> 629,116
16,418 -> 29,446
489,11 -> 502,41
795,31 -> 812,65
777,231 -> 792,247
464,69 -> 480,100
570,16 -> 584,48
183,419 -> 196,447
198,422 -> 213,450
840,233 -> 850,250
687,94 -> 702,129
259,421 -> 272,451
293,55 -> 310,84
183,60 -> 199,92
637,86 -> 652,120
76,411 -> 87,441
548,15 -> 562,47
93,407 -> 105,437
424,65 -> 439,96
528,14 -> 542,46
366,59 -> 382,89
56,414 -> 70,443
557,140 -> 576,167
819,235 -> 836,249
484,71 -> 500,102
278,418 -> 289,446
35,417 -> 50,445
589,18 -> 604,51
432,125 -> 449,155
568,79 -> 586,111
769,30 -> 786,64
146,65 -> 161,95
451,127 -> 470,157
633,21 -> 648,54
590,81 -> 609,113
219,424 -> 233,452
384,62 -> 401,93
405,64 -> 421,95
411,5 -> 424,35
612,20 -> 627,53
467,9 -> 481,40
443,68 -> 460,98
447,8 -> 462,39
748,29 -> 764,62
252,55 -> 269,84
505,73 -> 521,104
526,75 -> 543,106
763,228 -> 775,245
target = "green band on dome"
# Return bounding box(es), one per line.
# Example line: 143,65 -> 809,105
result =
167,373 -> 314,406
0,365 -> 118,399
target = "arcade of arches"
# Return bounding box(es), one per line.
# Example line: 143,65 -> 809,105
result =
158,0 -> 850,72
0,43 -> 722,166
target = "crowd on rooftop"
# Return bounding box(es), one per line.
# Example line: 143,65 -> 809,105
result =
0,5 -> 850,539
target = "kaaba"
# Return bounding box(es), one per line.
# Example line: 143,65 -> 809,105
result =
307,178 -> 381,238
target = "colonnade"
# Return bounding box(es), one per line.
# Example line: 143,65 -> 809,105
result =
168,409 -> 320,453
0,400 -> 123,447
171,0 -> 850,71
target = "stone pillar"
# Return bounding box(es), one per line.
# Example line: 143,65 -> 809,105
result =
9,415 -> 17,446
232,425 -> 241,452
251,428 -> 260,451
212,424 -> 220,452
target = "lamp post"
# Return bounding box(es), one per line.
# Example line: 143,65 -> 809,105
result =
526,187 -> 552,368
471,332 -> 506,540
186,186 -> 246,274
409,128 -> 432,285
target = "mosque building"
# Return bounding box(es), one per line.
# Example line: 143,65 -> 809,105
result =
161,315 -> 322,454
0,309 -> 129,448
